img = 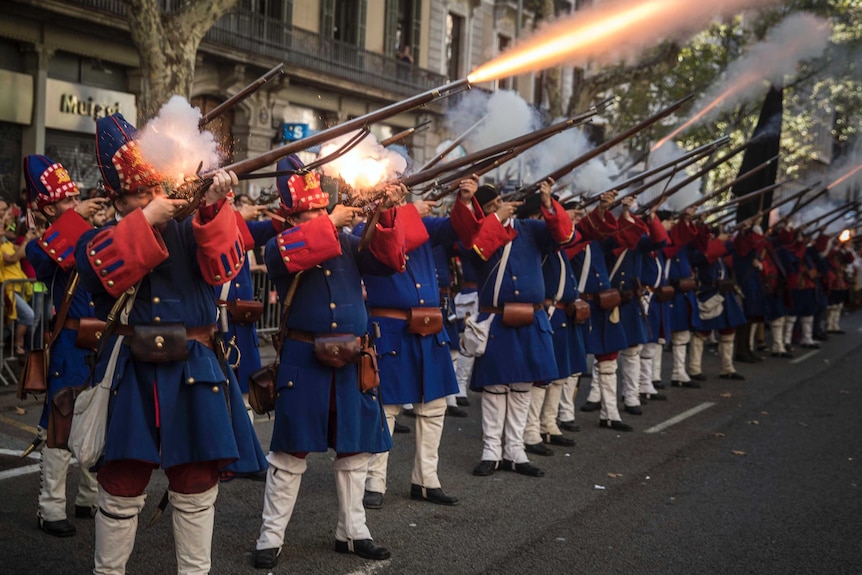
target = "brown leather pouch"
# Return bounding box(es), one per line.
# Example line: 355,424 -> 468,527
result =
75,318 -> 107,351
407,307 -> 443,336
129,324 -> 189,363
47,385 -> 84,449
357,342 -> 380,393
597,289 -> 621,311
653,286 -> 676,302
501,302 -> 536,328
226,300 -> 264,325
675,277 -> 697,292
248,364 -> 278,415
17,349 -> 48,400
620,289 -> 634,304
568,299 -> 591,324
717,279 -> 736,293
313,334 -> 361,368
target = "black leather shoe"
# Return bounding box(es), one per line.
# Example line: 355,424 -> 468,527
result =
74,505 -> 96,519
719,372 -> 746,380
455,396 -> 471,407
501,459 -> 544,477
525,442 -> 554,456
393,420 -> 410,434
473,460 -> 499,476
800,342 -> 821,349
446,405 -> 469,418
335,539 -> 391,560
542,432 -> 575,446
363,490 -> 383,509
734,354 -> 759,364
771,351 -> 793,359
672,380 -> 701,389
410,484 -> 459,506
640,392 -> 668,401
253,547 -> 280,569
401,407 -> 416,417
38,517 -> 76,537
653,380 -> 666,389
558,420 -> 581,432
599,419 -> 633,432
690,373 -> 707,381
580,400 -> 601,412
828,329 -> 846,335
624,405 -> 643,416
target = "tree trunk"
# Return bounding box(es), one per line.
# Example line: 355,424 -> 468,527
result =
127,0 -> 239,124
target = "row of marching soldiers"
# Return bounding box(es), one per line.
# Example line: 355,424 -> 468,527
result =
23,111 -> 856,574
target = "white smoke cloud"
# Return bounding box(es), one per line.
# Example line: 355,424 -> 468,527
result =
318,130 -> 408,190
137,96 -> 222,180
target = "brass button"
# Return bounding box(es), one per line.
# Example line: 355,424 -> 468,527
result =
235,262 -> 241,269
287,380 -> 294,388
280,245 -> 286,251
154,316 -> 161,323
100,269 -> 108,276
561,322 -> 567,328
329,302 -> 336,309
57,257 -> 63,262
187,377 -> 195,384
405,255 -> 410,261
331,322 -> 338,329
325,270 -> 332,276
423,316 -> 430,325
514,290 -> 520,296
215,275 -> 222,281
390,351 -> 396,356
53,371 -> 60,377
226,271 -> 232,277
107,280 -> 114,287
211,385 -> 219,393
42,241 -> 48,247
415,283 -> 421,288
512,275 -> 517,281
153,297 -> 160,304
113,389 -> 118,396
235,282 -> 240,288
95,259 -> 102,266
419,299 -> 425,304
49,249 -> 56,254
95,331 -> 102,340
154,336 -> 165,349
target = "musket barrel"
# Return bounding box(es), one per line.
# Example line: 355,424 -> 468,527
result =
200,63 -> 285,127
216,78 -> 472,177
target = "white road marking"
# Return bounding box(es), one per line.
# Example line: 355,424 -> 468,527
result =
0,447 -> 39,460
644,402 -> 716,434
790,350 -> 819,364
345,561 -> 391,575
0,448 -> 41,481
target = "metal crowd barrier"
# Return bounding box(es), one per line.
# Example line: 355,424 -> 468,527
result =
250,270 -> 279,340
0,278 -> 47,387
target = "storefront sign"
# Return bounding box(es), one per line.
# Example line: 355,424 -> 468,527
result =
0,69 -> 33,125
46,79 -> 137,134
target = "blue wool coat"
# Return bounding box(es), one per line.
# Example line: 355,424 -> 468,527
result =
642,252 -> 672,342
542,250 -> 588,377
265,213 -> 404,454
357,206 -> 459,405
76,206 -> 266,473
691,242 -> 746,331
433,244 -> 460,352
570,241 -> 628,356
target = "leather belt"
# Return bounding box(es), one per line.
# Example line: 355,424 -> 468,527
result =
543,299 -> 570,311
63,318 -> 81,330
113,323 -> 217,349
461,282 -> 478,290
369,307 -> 411,321
285,328 -> 316,343
579,293 -> 597,301
480,303 -> 543,314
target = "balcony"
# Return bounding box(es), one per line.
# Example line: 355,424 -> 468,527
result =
49,0 -> 446,96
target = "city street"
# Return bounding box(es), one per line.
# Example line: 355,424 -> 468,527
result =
1,316 -> 860,575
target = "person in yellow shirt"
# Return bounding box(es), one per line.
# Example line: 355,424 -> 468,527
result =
0,199 -> 37,355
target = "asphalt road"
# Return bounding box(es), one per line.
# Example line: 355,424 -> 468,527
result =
0,315 -> 860,575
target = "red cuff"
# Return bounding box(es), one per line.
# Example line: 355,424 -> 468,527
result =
472,215 -> 517,261
614,217 -> 648,250
85,210 -> 168,297
543,198 -> 575,244
578,208 -> 617,241
197,197 -> 226,224
369,208 -> 406,272
40,210 -> 92,271
398,204 -> 431,252
193,199 -> 245,284
276,214 -> 342,273
234,211 -> 255,252
451,199 -> 484,247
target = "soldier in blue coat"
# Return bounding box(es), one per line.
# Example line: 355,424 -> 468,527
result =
359,197 -> 460,508
76,114 -> 266,575
638,239 -> 672,402
253,160 -> 406,569
451,178 -> 575,477
24,155 -> 107,537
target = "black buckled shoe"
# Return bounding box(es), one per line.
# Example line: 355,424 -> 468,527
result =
690,373 -> 707,381
653,380 -> 666,389
719,372 -> 746,380
541,432 -> 575,446
800,342 -> 821,349
335,539 -> 391,561
599,419 -> 633,432
580,400 -> 601,412
75,505 -> 96,519
525,442 -> 554,456
455,396 -> 471,407
446,405 -> 469,418
363,490 -> 383,510
410,484 -> 459,506
393,420 -> 411,434
771,351 -> 793,359
672,380 -> 701,389
38,517 -> 76,537
640,392 -> 668,401
473,460 -> 499,476
623,405 -> 643,416
501,459 -> 545,477
558,420 -> 581,432
253,547 -> 280,569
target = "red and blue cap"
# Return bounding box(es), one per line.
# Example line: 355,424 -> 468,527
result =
23,155 -> 80,211
96,113 -> 162,198
276,154 -> 328,215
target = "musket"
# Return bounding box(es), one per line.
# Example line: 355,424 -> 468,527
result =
511,94 -> 694,200
380,120 -> 432,147
798,203 -> 856,232
602,136 -> 730,210
772,184 -> 828,228
721,184 -> 819,231
699,180 -> 789,219
683,154 -> 781,211
418,113 -> 489,171
199,63 -> 285,128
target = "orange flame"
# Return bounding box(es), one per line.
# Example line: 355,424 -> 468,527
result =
467,0 -> 777,85
827,164 -> 862,190
652,72 -> 762,151
839,229 -> 851,242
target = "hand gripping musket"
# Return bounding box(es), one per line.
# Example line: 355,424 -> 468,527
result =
380,120 -> 432,147
199,63 -> 285,128
509,95 -> 694,201
596,136 -> 730,211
